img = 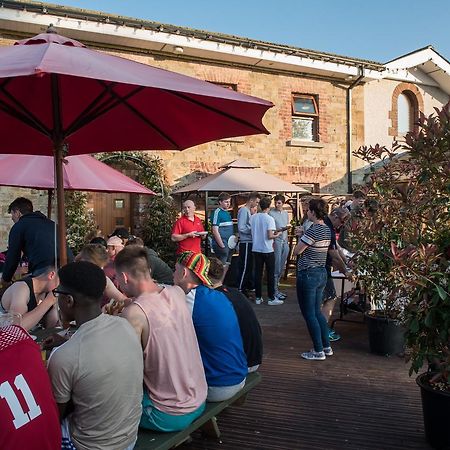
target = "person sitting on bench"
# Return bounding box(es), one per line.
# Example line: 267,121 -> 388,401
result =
115,246 -> 207,432
208,257 -> 263,373
47,261 -> 143,450
173,251 -> 248,402
1,266 -> 59,331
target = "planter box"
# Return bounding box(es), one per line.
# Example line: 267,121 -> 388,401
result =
417,373 -> 450,449
366,312 -> 404,356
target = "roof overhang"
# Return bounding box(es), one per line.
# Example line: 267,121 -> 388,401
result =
383,47 -> 450,95
0,1 -> 384,82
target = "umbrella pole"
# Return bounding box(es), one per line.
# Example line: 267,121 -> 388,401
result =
47,189 -> 53,219
204,191 -> 209,256
55,143 -> 68,266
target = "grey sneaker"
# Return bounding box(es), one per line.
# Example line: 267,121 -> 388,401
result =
301,350 -> 326,360
268,298 -> 284,306
276,291 -> 287,300
255,297 -> 263,305
323,347 -> 333,356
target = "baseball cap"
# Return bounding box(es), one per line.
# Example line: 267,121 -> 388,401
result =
106,236 -> 124,249
177,251 -> 212,286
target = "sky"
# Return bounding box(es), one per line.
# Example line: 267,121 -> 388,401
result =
42,0 -> 449,63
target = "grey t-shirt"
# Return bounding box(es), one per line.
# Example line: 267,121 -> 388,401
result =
48,314 -> 143,450
269,208 -> 289,241
237,206 -> 253,243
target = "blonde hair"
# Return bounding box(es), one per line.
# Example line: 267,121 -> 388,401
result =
76,244 -> 109,268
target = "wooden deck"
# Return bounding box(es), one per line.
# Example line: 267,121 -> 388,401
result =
182,279 -> 431,450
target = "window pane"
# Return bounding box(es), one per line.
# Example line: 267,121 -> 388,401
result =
293,97 -> 316,114
292,117 -> 314,141
398,93 -> 412,134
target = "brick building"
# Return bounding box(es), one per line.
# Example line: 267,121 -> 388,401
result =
0,1 -> 448,239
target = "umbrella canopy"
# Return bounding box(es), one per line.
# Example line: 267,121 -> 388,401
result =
0,30 -> 273,264
174,159 -> 309,194
0,154 -> 155,194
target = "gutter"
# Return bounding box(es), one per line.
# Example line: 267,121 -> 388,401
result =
346,66 -> 365,193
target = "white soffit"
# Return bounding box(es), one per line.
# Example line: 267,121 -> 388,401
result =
0,7 -> 382,81
384,48 -> 450,95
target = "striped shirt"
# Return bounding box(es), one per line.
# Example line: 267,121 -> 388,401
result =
297,223 -> 331,271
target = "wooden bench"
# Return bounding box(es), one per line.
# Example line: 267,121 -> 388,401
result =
135,372 -> 262,450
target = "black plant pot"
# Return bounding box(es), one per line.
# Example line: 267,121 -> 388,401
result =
366,312 -> 405,356
417,373 -> 450,449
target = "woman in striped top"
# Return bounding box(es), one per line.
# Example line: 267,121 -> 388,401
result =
293,199 -> 332,360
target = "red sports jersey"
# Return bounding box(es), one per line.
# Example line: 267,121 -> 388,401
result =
0,326 -> 61,450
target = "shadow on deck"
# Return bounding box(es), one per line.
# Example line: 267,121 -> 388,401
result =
182,278 -> 430,450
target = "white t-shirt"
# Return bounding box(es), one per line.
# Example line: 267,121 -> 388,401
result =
251,212 -> 276,253
48,314 -> 143,450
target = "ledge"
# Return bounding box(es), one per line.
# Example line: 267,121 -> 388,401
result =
286,139 -> 324,148
217,137 -> 245,143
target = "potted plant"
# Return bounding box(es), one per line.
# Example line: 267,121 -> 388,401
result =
352,105 -> 450,448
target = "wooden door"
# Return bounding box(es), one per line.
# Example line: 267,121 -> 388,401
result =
88,192 -> 132,237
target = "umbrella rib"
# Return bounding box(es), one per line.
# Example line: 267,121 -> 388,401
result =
95,81 -> 181,148
64,83 -> 121,137
0,83 -> 51,137
163,90 -> 267,133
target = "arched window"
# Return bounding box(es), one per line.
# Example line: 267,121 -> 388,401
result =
397,92 -> 413,134
389,83 -> 423,137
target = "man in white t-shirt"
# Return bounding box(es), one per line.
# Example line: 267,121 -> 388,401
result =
251,197 -> 283,306
47,261 -> 143,450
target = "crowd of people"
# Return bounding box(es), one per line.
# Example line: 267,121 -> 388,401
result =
0,189 -> 368,448
0,196 -> 263,450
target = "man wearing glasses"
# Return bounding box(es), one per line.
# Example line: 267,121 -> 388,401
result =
47,261 -> 143,450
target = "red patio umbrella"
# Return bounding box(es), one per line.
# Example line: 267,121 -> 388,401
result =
0,29 -> 273,264
0,153 -> 155,217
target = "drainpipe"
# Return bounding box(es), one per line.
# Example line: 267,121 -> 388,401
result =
346,66 -> 365,193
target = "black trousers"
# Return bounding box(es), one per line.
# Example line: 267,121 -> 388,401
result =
253,251 -> 275,300
238,242 -> 254,291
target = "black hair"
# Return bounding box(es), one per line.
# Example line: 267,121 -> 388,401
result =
259,196 -> 272,210
8,197 -> 33,215
274,194 -> 285,203
89,237 -> 107,247
109,227 -> 130,240
352,190 -> 366,199
308,198 -> 328,220
58,261 -> 106,301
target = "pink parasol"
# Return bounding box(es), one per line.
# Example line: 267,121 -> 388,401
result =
0,29 -> 273,263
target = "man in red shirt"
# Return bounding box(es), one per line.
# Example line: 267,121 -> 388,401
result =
0,325 -> 61,450
171,200 -> 206,254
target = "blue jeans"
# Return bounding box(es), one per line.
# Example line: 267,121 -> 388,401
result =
297,267 -> 330,352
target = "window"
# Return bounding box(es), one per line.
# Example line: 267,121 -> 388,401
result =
292,94 -> 319,141
397,93 -> 413,134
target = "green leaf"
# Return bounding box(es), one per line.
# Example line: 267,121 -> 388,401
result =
424,312 -> 434,328
436,285 -> 448,300
409,318 -> 419,333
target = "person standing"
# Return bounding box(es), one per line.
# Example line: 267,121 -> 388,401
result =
171,200 -> 205,254
251,197 -> 283,306
237,192 -> 261,295
293,198 -> 332,361
1,197 -> 56,285
269,194 -> 290,301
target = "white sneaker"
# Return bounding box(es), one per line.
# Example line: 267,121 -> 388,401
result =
323,347 -> 333,356
255,297 -> 263,305
268,298 -> 284,306
275,292 -> 287,300
301,350 -> 326,360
